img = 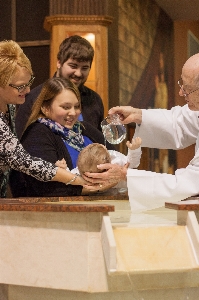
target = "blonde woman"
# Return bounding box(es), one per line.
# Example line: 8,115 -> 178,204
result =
0,40 -> 93,197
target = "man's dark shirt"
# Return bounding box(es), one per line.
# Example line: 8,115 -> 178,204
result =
15,82 -> 104,139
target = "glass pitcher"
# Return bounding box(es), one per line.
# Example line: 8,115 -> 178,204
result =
101,114 -> 126,144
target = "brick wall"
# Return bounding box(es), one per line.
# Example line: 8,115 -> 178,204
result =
118,0 -> 160,105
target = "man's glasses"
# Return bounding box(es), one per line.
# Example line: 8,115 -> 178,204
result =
178,78 -> 199,97
9,75 -> 35,93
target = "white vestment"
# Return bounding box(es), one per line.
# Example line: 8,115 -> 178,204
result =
128,104 -> 199,213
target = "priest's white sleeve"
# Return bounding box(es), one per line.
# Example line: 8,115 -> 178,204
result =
134,105 -> 199,150
127,150 -> 199,213
127,147 -> 142,168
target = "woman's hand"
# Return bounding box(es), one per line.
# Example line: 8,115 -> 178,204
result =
82,181 -> 118,194
108,106 -> 142,125
75,174 -> 115,193
82,163 -> 128,191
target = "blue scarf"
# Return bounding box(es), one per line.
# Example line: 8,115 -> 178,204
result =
37,118 -> 85,152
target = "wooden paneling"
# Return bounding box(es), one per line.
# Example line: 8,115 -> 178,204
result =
0,0 -> 12,40
49,0 -> 108,15
16,0 -> 49,41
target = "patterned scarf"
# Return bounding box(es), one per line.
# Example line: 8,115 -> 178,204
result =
37,118 -> 85,152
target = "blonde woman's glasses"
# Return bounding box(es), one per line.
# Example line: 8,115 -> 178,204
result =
9,75 -> 35,93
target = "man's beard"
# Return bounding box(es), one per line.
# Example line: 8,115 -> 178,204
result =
58,67 -> 84,87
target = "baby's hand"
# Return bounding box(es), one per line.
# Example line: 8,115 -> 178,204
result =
126,137 -> 142,150
55,158 -> 67,169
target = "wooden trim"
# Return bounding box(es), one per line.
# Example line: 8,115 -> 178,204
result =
44,15 -> 113,31
0,200 -> 115,212
17,40 -> 50,47
165,199 -> 199,210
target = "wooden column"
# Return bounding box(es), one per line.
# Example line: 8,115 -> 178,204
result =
44,15 -> 113,116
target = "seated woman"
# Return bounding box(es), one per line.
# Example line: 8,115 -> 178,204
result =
11,77 -> 116,197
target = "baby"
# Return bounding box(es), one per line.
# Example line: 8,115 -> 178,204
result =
56,137 -> 141,193
77,143 -> 111,174
76,137 -> 142,175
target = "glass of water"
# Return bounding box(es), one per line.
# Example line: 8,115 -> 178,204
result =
101,114 -> 126,144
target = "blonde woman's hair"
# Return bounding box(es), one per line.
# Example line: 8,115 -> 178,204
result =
24,77 -> 81,132
0,40 -> 32,87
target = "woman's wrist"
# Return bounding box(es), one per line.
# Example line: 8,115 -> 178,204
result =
65,174 -> 79,185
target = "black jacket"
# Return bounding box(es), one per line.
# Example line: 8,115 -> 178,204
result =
10,121 -> 114,197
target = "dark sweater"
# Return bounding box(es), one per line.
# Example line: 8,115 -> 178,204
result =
10,121 -> 114,197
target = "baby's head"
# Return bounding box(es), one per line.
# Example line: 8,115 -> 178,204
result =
77,143 -> 111,174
